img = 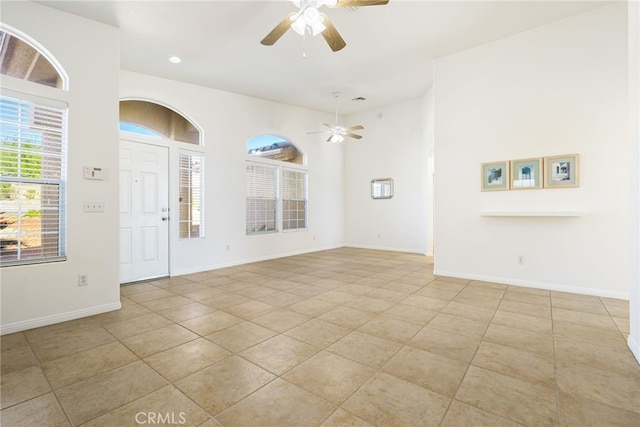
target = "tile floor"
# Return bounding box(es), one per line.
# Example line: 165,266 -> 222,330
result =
1,247 -> 639,426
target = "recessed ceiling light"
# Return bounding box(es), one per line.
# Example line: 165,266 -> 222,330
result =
168,56 -> 182,64
352,97 -> 366,102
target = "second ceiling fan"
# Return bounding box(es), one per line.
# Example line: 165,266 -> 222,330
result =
261,0 -> 389,52
307,92 -> 364,143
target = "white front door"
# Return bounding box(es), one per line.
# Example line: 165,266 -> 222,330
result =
119,140 -> 169,283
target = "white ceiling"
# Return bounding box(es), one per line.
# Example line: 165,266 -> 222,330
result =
35,0 -> 607,114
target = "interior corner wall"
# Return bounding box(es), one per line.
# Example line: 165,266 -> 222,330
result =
344,92 -> 433,255
119,71 -> 345,276
1,2 -> 121,334
433,3 -> 629,298
628,0 -> 640,362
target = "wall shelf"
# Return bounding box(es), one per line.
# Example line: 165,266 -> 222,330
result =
481,211 -> 584,217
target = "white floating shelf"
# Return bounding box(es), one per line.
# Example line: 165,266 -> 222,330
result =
481,211 -> 584,217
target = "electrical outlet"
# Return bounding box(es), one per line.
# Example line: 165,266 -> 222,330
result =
518,256 -> 525,265
78,274 -> 88,286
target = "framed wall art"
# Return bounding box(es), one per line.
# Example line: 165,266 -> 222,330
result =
481,161 -> 510,191
544,154 -> 579,188
371,178 -> 393,199
510,158 -> 543,190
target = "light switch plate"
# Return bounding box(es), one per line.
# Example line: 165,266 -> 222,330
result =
83,201 -> 104,213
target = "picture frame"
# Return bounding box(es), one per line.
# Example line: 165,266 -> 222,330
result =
510,157 -> 543,190
544,154 -> 579,188
371,178 -> 393,199
480,161 -> 510,191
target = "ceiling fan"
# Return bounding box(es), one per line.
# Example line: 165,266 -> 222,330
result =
261,0 -> 389,52
308,92 -> 364,143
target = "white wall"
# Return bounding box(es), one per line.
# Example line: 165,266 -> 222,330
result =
119,71 -> 345,276
628,0 -> 640,362
0,2 -> 345,334
344,92 -> 434,255
433,3 -> 629,298
1,2 -> 121,333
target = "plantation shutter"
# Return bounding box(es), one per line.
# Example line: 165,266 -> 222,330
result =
245,162 -> 278,234
0,93 -> 67,265
282,168 -> 307,231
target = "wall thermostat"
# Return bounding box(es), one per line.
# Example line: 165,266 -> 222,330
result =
84,166 -> 106,180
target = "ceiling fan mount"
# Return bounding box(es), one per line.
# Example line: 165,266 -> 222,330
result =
307,92 -> 365,143
261,0 -> 389,52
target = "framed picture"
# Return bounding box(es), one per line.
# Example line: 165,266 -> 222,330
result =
544,154 -> 579,188
511,158 -> 543,189
481,161 -> 510,191
371,178 -> 393,199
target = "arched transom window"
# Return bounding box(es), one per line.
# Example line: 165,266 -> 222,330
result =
119,100 -> 200,145
0,29 -> 65,89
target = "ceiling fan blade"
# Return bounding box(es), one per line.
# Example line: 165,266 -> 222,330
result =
320,14 -> 346,52
346,125 -> 364,131
345,133 -> 363,139
307,130 -> 330,135
322,123 -> 334,129
261,12 -> 296,46
332,0 -> 389,8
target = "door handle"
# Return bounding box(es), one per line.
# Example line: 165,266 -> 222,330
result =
162,217 -> 170,221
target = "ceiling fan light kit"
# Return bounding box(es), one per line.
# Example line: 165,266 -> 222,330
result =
307,92 -> 365,143
261,0 -> 389,52
291,4 -> 326,36
329,133 -> 345,143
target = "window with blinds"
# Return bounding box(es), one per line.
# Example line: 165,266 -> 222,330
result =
282,168 -> 307,231
246,163 -> 278,235
178,152 -> 204,239
0,94 -> 67,265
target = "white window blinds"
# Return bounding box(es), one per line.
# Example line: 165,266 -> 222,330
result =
246,162 -> 278,234
178,152 -> 204,239
0,94 -> 67,265
282,168 -> 307,231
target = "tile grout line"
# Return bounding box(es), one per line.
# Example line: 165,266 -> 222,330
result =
437,281 -> 508,426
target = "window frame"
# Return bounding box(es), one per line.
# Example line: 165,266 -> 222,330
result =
0,90 -> 68,266
244,157 -> 309,236
282,167 -> 308,232
245,161 -> 279,236
178,150 -> 204,239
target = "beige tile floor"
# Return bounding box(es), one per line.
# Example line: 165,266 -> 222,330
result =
1,247 -> 639,426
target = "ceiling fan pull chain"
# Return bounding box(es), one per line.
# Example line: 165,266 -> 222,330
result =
302,30 -> 307,59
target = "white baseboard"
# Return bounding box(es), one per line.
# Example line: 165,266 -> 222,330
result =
628,335 -> 640,365
0,302 -> 122,336
347,243 -> 428,256
172,244 -> 345,277
433,269 -> 630,300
